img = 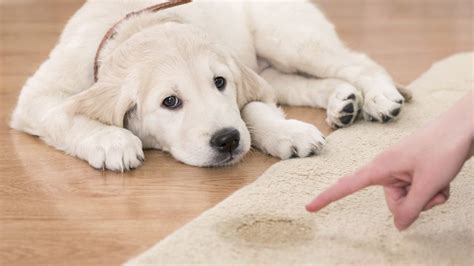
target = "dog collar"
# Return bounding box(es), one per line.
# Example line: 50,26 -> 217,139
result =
93,0 -> 192,82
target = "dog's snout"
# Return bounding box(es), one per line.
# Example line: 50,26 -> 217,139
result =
210,128 -> 240,153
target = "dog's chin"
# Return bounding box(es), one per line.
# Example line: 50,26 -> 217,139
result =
172,146 -> 249,168
209,150 -> 246,167
188,148 -> 245,168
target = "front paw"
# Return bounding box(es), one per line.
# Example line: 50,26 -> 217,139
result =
256,120 -> 326,160
362,85 -> 405,123
79,128 -> 144,171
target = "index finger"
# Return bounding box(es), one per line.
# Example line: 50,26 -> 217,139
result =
305,166 -> 379,212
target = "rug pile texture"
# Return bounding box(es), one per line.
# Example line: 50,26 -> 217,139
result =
126,53 -> 474,265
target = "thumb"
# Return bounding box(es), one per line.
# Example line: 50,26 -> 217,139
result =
393,178 -> 439,230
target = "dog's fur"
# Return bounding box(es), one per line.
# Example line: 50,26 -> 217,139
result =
11,0 -> 405,171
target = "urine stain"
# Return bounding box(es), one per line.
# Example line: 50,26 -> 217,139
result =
217,215 -> 314,248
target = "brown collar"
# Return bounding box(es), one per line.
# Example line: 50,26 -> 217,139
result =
93,0 -> 192,82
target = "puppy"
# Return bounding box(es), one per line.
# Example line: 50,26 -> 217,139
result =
11,0 -> 405,171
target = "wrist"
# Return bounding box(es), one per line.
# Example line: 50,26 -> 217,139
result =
429,91 -> 473,158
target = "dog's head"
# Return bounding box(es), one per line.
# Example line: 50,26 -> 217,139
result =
68,22 -> 274,167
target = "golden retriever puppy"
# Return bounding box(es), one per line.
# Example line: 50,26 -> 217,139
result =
11,0 -> 404,171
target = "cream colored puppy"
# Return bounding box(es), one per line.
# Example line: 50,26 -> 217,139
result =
11,0 -> 405,171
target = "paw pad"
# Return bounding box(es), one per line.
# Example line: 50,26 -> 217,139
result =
342,103 -> 354,113
390,108 -> 401,117
346,94 -> 356,100
340,115 -> 354,125
381,114 -> 391,123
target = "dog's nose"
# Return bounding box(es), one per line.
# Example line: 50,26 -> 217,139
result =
210,128 -> 240,153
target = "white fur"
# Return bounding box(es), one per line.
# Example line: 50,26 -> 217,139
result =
11,0 -> 404,171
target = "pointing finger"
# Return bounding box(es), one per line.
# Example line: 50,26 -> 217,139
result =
306,165 -> 383,212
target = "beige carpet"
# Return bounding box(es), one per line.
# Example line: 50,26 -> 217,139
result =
126,53 -> 474,265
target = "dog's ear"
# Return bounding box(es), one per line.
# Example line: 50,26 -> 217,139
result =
66,80 -> 137,128
232,60 -> 276,109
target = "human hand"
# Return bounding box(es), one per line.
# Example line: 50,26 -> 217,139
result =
306,91 -> 474,230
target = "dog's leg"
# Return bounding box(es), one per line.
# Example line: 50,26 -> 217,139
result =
260,67 -> 362,128
13,95 -> 144,171
11,54 -> 144,172
249,1 -> 405,123
241,101 -> 326,159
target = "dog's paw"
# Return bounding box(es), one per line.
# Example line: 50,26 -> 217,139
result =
79,128 -> 144,171
258,120 -> 326,160
362,84 -> 405,123
326,83 -> 363,129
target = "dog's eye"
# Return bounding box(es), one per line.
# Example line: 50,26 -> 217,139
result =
214,76 -> 226,91
162,96 -> 182,109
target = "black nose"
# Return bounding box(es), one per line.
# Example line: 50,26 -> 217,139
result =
210,128 -> 240,153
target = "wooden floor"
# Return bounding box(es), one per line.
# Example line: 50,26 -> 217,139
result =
0,0 -> 472,265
